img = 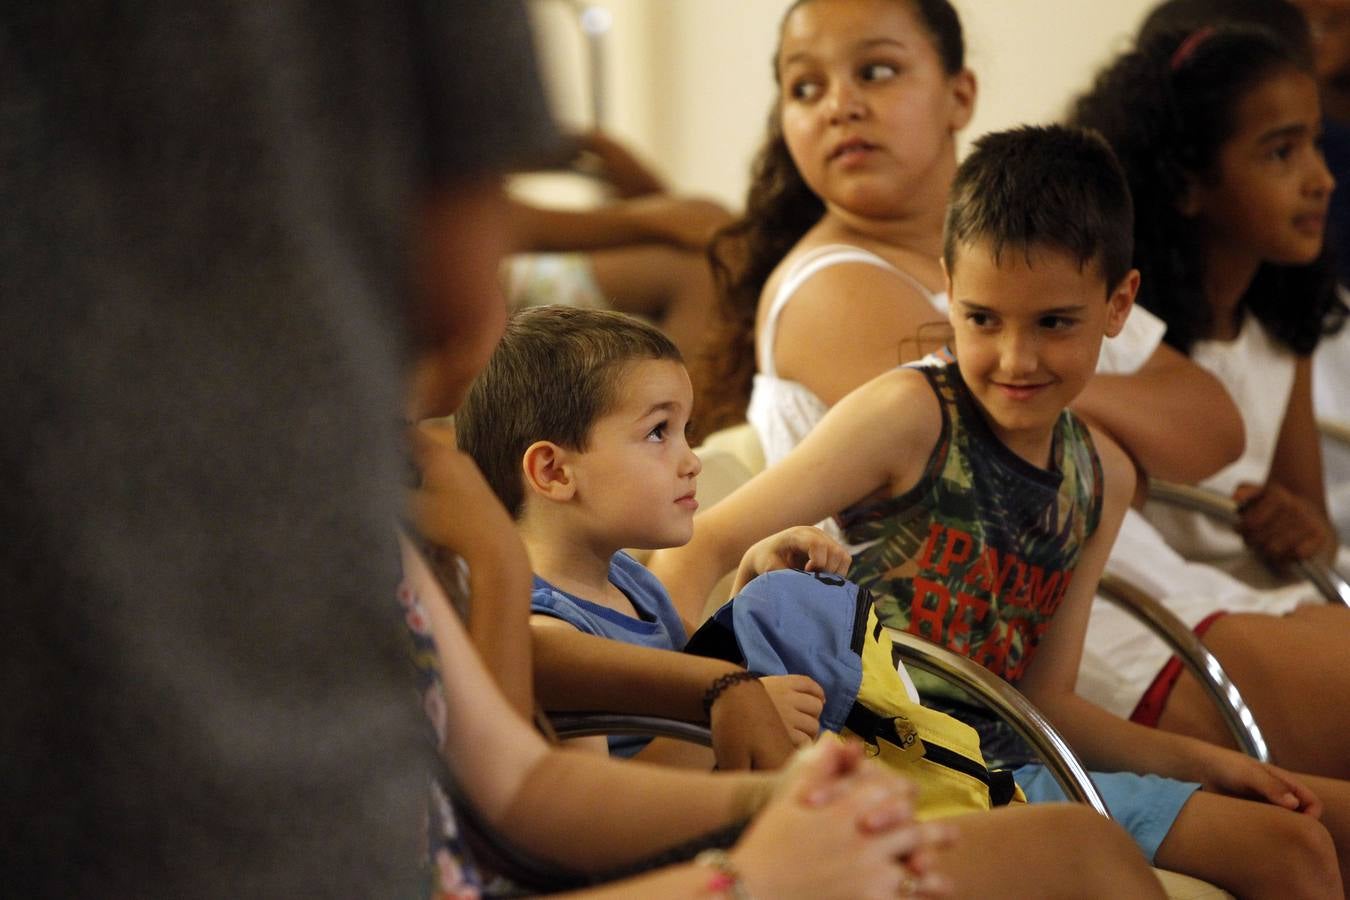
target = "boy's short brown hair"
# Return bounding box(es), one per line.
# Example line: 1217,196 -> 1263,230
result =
458,306 -> 682,518
944,124 -> 1134,292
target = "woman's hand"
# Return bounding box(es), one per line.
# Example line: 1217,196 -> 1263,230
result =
408,421 -> 526,566
731,525 -> 852,596
730,740 -> 957,899
573,129 -> 667,197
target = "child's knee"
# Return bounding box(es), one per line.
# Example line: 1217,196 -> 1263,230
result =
1265,812 -> 1341,896
1065,807 -> 1147,865
1045,807 -> 1162,896
1027,806 -> 1147,871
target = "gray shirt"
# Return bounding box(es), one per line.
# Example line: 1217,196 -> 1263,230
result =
0,2 -> 558,894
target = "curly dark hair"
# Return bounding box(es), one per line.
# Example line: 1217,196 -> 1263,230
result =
1068,24 -> 1343,356
1137,0 -> 1313,64
694,0 -> 965,436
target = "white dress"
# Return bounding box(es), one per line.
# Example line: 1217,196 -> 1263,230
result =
1313,290 -> 1350,542
1142,316 -> 1306,582
1086,315 -> 1316,716
748,244 -> 936,467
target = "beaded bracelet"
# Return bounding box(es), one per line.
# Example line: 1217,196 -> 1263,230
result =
694,849 -> 753,899
701,670 -> 760,721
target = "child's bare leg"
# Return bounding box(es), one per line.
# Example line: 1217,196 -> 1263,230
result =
1157,607 -> 1350,778
589,244 -> 716,361
1153,790 -> 1342,899
933,804 -> 1165,899
1298,772 -> 1350,895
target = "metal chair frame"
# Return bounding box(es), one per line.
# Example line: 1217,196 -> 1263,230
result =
1096,573 -> 1270,761
1148,478 -> 1350,608
885,630 -> 1111,816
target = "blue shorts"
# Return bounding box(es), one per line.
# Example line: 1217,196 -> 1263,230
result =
1013,764 -> 1201,862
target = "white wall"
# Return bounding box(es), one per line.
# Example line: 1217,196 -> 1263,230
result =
527,0 -> 1161,209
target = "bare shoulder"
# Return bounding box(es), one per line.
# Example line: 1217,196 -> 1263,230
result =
1085,423 -> 1136,508
768,255 -> 947,403
774,256 -> 942,339
848,366 -> 940,419
830,367 -> 944,488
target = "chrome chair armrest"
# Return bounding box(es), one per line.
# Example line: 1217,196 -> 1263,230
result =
1319,418 -> 1350,447
1097,573 -> 1270,762
1300,561 -> 1350,607
886,629 -> 1110,817
1148,478 -> 1350,608
1147,478 -> 1239,524
549,713 -> 714,747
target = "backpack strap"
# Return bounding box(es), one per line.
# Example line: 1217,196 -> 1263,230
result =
684,611 -> 744,664
843,703 -> 1018,807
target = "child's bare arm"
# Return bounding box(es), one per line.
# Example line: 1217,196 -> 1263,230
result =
1238,355 -> 1338,565
530,617 -> 809,769
538,740 -> 955,899
507,195 -> 732,254
572,129 -> 668,198
650,368 -> 939,625
409,421 -> 534,715
1015,431 -> 1322,812
730,525 -> 853,597
408,541 -> 780,867
1072,342 -> 1244,483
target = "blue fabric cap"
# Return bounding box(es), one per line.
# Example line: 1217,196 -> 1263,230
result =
708,569 -> 864,733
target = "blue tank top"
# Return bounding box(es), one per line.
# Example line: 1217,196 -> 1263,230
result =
531,551 -> 688,757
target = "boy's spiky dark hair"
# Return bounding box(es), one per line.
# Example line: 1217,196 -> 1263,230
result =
944,124 -> 1134,291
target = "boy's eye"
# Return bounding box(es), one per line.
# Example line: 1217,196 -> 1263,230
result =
788,78 -> 822,101
860,62 -> 898,81
966,311 -> 996,328
1269,141 -> 1296,162
646,421 -> 668,442
1040,315 -> 1078,330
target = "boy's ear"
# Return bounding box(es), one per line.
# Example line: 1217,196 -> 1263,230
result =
946,68 -> 977,134
1104,269 -> 1140,338
521,440 -> 577,502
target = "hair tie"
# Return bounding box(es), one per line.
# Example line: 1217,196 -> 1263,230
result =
1170,25 -> 1215,71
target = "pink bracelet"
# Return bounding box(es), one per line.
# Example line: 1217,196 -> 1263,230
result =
695,849 -> 753,899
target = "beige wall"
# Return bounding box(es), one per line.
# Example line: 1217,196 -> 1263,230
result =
527,0 -> 1161,209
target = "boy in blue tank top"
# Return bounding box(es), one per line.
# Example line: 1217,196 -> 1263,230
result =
650,125 -> 1350,895
458,305 -> 850,767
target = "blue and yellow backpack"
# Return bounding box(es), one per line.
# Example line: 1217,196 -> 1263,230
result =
687,568 -> 1021,819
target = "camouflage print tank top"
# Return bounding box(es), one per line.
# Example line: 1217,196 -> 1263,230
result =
840,358 -> 1103,688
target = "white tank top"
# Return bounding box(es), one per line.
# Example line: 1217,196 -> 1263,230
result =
746,244 -> 943,467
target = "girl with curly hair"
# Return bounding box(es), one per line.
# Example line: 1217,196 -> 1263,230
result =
1069,19 -> 1350,782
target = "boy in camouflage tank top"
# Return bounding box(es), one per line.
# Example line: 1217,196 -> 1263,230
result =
652,126 -> 1350,894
